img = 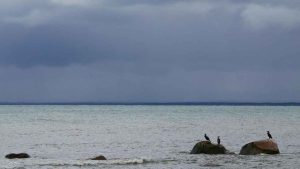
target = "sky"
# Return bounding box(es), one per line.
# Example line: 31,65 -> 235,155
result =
0,0 -> 299,103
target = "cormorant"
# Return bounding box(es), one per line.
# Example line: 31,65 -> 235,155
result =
204,134 -> 210,141
217,136 -> 220,145
267,131 -> 273,139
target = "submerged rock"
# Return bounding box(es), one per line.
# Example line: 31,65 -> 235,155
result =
90,155 -> 107,160
239,139 -> 280,155
5,153 -> 30,159
190,141 -> 228,154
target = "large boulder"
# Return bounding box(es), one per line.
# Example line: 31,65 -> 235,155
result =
5,153 -> 30,159
190,141 -> 228,154
239,139 -> 280,155
89,155 -> 107,160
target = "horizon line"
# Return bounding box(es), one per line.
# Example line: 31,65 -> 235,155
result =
0,102 -> 299,106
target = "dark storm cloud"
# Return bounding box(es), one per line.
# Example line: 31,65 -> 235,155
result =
0,0 -> 299,102
0,0 -> 299,70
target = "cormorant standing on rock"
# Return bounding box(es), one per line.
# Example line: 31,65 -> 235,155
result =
217,136 -> 220,145
267,131 -> 273,139
204,134 -> 210,142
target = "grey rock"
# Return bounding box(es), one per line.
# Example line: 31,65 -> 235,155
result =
190,141 -> 229,154
5,153 -> 30,159
89,155 -> 107,160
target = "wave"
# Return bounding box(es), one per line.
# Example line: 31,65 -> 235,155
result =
49,159 -> 151,166
2,158 -> 157,169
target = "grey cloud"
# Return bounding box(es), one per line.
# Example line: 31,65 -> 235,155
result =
242,4 -> 300,30
0,0 -> 299,102
1,0 -> 299,69
0,65 -> 299,102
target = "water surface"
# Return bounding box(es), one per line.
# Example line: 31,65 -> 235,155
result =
0,105 -> 299,168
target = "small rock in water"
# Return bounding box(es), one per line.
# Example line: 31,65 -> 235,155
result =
190,141 -> 229,154
239,139 -> 280,155
5,153 -> 30,159
90,155 -> 107,160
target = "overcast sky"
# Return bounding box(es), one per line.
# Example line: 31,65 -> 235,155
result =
0,0 -> 299,103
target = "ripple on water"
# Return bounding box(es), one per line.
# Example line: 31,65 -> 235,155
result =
2,158 -> 159,169
1,105 -> 300,169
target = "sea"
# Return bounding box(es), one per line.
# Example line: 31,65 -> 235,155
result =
0,105 -> 299,169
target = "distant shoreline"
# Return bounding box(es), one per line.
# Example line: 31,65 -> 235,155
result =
0,102 -> 299,106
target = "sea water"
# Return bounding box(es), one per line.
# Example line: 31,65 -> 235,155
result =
0,105 -> 299,169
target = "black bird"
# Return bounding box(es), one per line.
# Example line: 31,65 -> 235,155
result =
204,134 -> 211,141
267,131 -> 273,139
217,136 -> 220,145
